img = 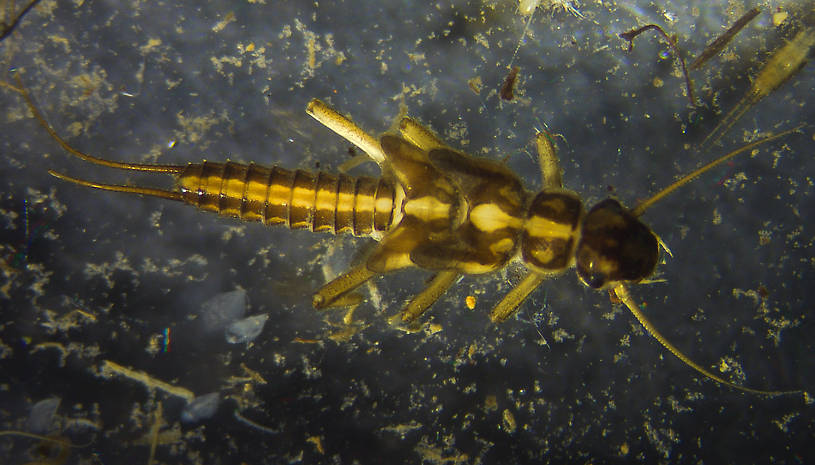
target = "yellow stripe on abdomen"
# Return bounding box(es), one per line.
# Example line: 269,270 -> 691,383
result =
178,161 -> 396,237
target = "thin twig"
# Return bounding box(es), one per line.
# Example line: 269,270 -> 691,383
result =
620,24 -> 697,107
0,0 -> 42,42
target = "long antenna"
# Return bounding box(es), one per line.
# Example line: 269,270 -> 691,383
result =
632,125 -> 804,217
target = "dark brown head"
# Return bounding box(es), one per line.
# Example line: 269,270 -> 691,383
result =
575,198 -> 658,289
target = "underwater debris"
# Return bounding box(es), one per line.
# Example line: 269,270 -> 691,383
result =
181,392 -> 220,424
225,313 -> 269,344
199,289 -> 248,332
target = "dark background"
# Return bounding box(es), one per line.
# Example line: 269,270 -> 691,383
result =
1,0 -> 813,463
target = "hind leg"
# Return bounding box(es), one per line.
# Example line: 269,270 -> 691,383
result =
306,99 -> 387,165
312,262 -> 377,309
399,270 -> 459,322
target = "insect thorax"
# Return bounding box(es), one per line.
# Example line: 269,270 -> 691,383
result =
521,190 -> 583,271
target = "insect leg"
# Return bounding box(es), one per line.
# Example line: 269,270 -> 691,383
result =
306,99 -> 386,165
490,272 -> 547,323
312,262 -> 377,309
536,130 -> 563,189
612,283 -> 800,396
400,269 -> 459,322
495,128 -> 571,322
337,149 -> 374,173
398,117 -> 446,151
318,291 -> 365,309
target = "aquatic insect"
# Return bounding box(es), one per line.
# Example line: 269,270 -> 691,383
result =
14,73 -> 801,396
702,24 -> 815,146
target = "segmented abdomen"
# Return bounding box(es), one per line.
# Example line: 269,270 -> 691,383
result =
177,161 -> 396,236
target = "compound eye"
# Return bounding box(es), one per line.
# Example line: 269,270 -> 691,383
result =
575,256 -> 610,289
579,272 -> 606,289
